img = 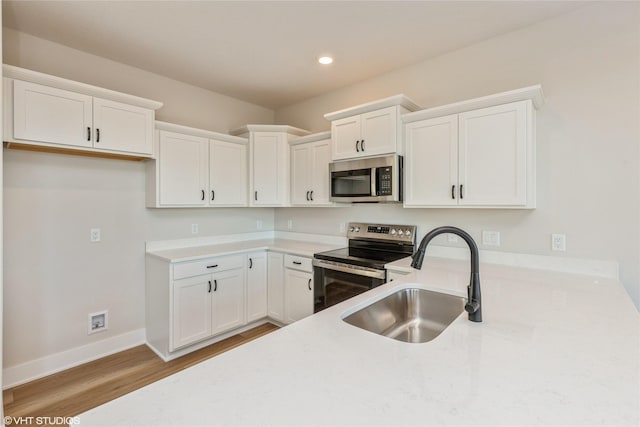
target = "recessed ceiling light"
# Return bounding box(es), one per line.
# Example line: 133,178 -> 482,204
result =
318,56 -> 333,65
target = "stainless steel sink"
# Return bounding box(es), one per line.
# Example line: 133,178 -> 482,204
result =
342,287 -> 465,343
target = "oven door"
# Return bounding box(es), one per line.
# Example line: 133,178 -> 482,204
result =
313,259 -> 386,311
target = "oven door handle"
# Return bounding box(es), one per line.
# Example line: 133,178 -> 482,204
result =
312,259 -> 386,279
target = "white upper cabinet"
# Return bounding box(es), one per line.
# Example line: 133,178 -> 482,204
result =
147,121 -> 249,208
158,130 -> 209,207
12,80 -> 93,148
290,132 -> 333,206
324,95 -> 420,161
92,98 -> 154,155
4,65 -> 162,159
209,139 -> 248,206
230,125 -> 310,207
403,85 -> 544,209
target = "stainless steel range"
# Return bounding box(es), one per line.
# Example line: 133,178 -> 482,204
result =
313,222 -> 416,311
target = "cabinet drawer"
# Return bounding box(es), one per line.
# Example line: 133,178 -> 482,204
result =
283,254 -> 312,273
173,254 -> 244,280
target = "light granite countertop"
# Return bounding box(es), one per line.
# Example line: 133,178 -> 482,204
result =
79,255 -> 640,426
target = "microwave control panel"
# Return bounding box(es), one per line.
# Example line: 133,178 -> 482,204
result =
377,166 -> 393,196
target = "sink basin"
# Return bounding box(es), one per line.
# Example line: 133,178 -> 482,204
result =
342,287 -> 465,343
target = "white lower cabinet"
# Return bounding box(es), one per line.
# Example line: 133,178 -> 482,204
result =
283,255 -> 314,323
172,275 -> 213,349
246,251 -> 268,323
267,252 -> 285,323
146,249 -> 318,360
171,260 -> 245,351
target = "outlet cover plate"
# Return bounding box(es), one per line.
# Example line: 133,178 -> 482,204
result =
482,230 -> 501,246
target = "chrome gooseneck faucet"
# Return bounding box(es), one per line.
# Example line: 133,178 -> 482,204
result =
411,226 -> 482,322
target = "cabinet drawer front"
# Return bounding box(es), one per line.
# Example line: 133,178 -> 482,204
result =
283,254 -> 312,273
173,254 -> 244,280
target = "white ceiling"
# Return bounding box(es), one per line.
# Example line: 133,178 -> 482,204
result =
3,1 -> 587,109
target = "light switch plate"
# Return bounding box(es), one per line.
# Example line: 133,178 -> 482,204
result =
90,228 -> 101,242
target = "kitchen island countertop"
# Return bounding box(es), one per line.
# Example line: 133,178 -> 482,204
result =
79,256 -> 640,426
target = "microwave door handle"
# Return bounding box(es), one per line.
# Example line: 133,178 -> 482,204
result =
371,168 -> 377,196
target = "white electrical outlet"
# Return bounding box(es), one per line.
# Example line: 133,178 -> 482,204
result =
287,219 -> 293,230
191,224 -> 199,234
447,234 -> 458,243
88,310 -> 108,334
256,220 -> 263,230
90,228 -> 101,242
482,230 -> 501,246
551,234 -> 566,251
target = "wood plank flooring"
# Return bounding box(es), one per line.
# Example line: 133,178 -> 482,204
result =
3,323 -> 279,424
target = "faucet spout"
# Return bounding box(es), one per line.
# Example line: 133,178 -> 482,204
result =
411,226 -> 482,322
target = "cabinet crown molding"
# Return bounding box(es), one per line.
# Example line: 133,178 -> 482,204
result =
155,121 -> 248,144
3,64 -> 164,110
289,131 -> 331,145
229,124 -> 310,137
323,94 -> 421,121
402,85 -> 544,124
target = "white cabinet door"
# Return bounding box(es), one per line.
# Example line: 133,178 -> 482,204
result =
404,114 -> 458,207
13,80 -> 93,148
209,139 -> 247,206
92,98 -> 153,155
291,138 -> 331,206
309,139 -> 332,204
211,268 -> 246,335
331,115 -> 361,160
290,143 -> 311,205
360,106 -> 397,157
246,252 -> 268,323
158,131 -> 208,206
458,101 -> 528,206
172,275 -> 213,350
267,252 -> 285,323
252,132 -> 287,205
284,269 -> 314,324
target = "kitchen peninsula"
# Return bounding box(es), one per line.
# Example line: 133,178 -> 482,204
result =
78,255 -> 640,426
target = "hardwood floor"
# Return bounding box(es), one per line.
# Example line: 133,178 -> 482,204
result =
3,323 -> 279,424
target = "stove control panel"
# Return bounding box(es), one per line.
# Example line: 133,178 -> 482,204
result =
347,222 -> 416,243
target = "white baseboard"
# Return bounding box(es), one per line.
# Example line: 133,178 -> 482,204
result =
3,328 -> 146,389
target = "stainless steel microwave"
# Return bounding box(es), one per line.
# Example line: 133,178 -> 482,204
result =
329,155 -> 403,203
